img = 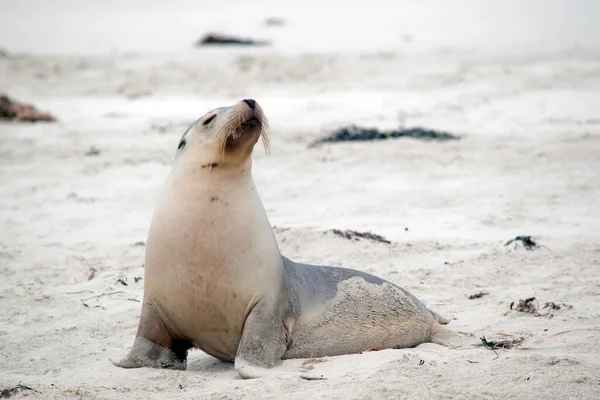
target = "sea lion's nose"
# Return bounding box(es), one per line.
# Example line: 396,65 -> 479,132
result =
243,99 -> 256,109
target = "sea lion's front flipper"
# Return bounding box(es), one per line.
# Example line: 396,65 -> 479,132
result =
113,301 -> 191,370
234,300 -> 326,380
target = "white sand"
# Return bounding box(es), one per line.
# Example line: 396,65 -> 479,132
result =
1,1 -> 600,399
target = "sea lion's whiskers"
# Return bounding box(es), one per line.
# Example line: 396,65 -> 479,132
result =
260,116 -> 270,154
210,105 -> 269,160
213,121 -> 230,163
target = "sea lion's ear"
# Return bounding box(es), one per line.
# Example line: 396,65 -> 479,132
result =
176,130 -> 189,154
176,116 -> 203,153
203,113 -> 217,126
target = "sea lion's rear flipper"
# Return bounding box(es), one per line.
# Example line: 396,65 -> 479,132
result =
112,301 -> 190,370
428,309 -> 475,348
431,310 -> 451,325
234,300 -> 326,380
430,324 -> 474,349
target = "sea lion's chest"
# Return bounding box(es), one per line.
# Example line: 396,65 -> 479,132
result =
142,174 -> 283,353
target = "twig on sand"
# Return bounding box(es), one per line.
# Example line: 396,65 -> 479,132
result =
63,290 -> 94,295
546,328 -> 600,339
79,289 -> 140,308
331,229 -> 391,244
81,291 -> 126,302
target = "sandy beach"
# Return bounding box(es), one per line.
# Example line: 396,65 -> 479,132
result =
1,1 -> 600,398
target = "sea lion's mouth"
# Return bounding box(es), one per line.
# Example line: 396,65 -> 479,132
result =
226,116 -> 261,144
214,99 -> 270,158
245,116 -> 260,127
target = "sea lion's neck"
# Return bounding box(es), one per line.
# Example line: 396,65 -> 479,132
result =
149,158 -> 282,286
173,150 -> 254,178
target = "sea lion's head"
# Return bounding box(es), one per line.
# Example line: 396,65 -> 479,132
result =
176,99 -> 269,169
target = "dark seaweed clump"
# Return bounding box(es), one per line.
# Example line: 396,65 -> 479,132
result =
312,125 -> 460,146
195,33 -> 270,46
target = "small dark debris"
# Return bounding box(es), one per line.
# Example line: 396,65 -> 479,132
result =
127,91 -> 152,100
543,302 -> 561,310
178,384 -> 184,390
66,192 -> 95,203
264,17 -> 285,27
131,241 -> 146,247
419,360 -> 425,365
85,146 -> 101,156
311,125 -> 460,146
134,277 -> 143,283
468,291 -> 489,300
332,229 -> 391,244
480,335 -> 524,350
117,278 -> 128,286
150,123 -> 170,134
467,360 -> 480,364
543,302 -> 573,310
196,33 -> 270,47
513,297 -> 538,314
404,227 -> 409,231
1,384 -> 41,398
504,235 -> 539,250
1,94 -> 56,122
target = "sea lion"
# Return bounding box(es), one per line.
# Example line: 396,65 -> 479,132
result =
115,99 -> 461,379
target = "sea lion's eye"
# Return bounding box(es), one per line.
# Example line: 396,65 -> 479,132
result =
177,140 -> 186,150
203,114 -> 216,125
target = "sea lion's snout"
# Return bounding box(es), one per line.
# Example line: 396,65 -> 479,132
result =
242,99 -> 256,109
238,98 -> 261,127
221,99 -> 269,154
